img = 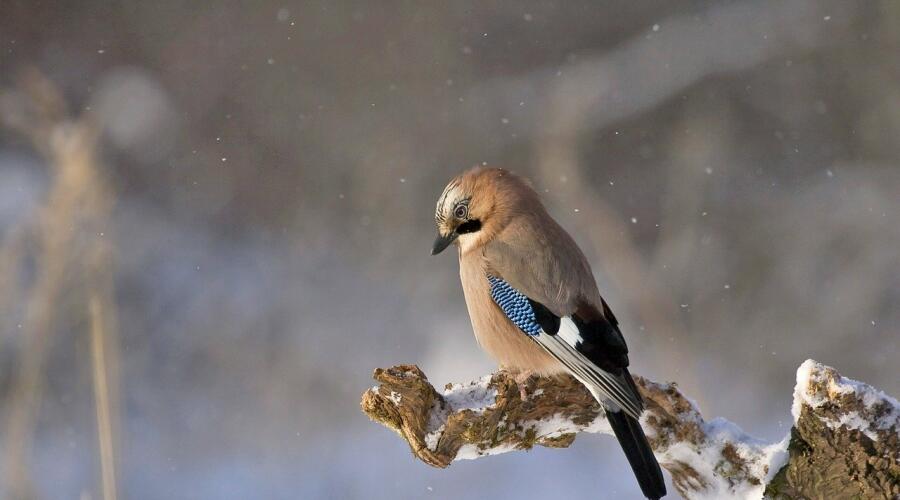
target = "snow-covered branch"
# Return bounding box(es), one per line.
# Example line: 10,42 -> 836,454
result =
360,360 -> 899,499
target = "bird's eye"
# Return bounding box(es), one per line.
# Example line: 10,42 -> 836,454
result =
453,204 -> 468,219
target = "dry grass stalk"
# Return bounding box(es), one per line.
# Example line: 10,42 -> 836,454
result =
1,69 -> 120,500
89,295 -> 118,500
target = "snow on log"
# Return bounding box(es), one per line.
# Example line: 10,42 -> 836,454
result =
360,360 -> 899,499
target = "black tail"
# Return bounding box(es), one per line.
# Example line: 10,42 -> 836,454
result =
606,406 -> 666,499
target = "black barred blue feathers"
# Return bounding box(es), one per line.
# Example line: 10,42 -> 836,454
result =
487,275 -> 542,336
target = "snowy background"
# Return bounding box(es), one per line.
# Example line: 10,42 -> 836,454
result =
1,1 -> 898,498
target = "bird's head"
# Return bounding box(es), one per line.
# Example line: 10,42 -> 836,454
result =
431,166 -> 537,255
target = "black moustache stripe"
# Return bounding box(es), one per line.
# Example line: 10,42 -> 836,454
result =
456,219 -> 481,234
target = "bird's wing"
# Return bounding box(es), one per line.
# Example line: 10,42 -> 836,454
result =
486,275 -> 644,419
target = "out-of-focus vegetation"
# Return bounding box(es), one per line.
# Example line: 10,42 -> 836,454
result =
1,1 -> 898,498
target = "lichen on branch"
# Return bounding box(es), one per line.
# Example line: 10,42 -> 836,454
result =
361,360 -> 899,499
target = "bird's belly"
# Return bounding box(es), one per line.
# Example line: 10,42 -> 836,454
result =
472,313 -> 563,375
459,257 -> 562,375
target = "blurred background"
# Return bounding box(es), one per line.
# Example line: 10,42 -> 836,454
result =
1,0 -> 898,498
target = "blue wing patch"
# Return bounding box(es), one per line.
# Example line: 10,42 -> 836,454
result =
486,275 -> 542,336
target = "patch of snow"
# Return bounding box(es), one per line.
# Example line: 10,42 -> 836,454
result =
442,375 -> 497,412
425,375 -> 497,452
455,442 -> 519,461
639,412 -> 659,439
424,398 -> 449,451
792,359 -> 900,441
657,416 -> 784,499
583,411 -> 613,435
424,424 -> 445,451
762,435 -> 791,484
523,413 -> 584,441
861,386 -> 900,432
791,359 -> 822,421
829,412 -> 880,441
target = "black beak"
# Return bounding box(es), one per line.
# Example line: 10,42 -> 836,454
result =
431,231 -> 458,255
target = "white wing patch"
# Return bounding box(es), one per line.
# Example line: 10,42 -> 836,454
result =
532,317 -> 643,419
557,317 -> 583,346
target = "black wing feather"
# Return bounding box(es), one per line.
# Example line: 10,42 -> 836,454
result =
570,313 -> 630,375
527,298 -> 560,334
486,275 -> 664,498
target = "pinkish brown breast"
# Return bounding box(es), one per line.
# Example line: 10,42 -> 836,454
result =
458,250 -> 563,376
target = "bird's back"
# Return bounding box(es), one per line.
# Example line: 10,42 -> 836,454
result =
482,206 -> 603,317
458,206 -> 608,375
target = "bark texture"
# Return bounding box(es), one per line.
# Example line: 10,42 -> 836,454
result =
361,360 -> 899,499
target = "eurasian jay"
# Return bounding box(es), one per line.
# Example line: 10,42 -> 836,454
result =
431,166 -> 666,499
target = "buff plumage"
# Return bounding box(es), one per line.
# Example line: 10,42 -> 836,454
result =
432,166 -> 666,500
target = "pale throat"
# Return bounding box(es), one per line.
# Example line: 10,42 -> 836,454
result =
456,227 -> 493,255
456,232 -> 480,254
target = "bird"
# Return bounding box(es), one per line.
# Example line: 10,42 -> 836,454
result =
431,166 -> 666,499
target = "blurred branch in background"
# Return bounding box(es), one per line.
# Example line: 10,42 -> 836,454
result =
532,0 -> 853,404
466,0 -> 854,146
0,70 -> 120,500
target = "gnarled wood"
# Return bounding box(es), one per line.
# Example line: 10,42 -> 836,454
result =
361,361 -> 899,499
